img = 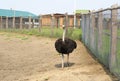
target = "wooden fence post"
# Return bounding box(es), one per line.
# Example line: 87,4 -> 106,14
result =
51,14 -> 54,36
81,15 -> 85,42
32,19 -> 35,28
13,17 -> 15,29
109,4 -> 118,71
98,9 -> 103,54
74,13 -> 76,29
6,16 -> 8,29
0,16 -> 2,29
87,14 -> 91,47
65,13 -> 68,28
65,12 -> 69,35
20,17 -> 23,29
39,15 -> 42,32
29,16 -> 31,29
91,12 -> 96,50
84,15 -> 87,44
85,14 -> 90,46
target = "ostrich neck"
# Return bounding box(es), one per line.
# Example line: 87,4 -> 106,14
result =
62,28 -> 66,42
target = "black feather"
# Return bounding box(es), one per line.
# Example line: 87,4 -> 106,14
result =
55,38 -> 77,54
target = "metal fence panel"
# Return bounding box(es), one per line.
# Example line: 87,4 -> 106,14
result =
81,4 -> 120,79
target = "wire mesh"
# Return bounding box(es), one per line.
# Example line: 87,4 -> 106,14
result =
101,10 -> 111,67
115,9 -> 120,78
92,13 -> 99,57
82,7 -> 120,79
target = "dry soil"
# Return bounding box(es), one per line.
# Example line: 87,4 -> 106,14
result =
0,32 -> 115,81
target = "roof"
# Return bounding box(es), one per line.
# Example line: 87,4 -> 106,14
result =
42,13 -> 81,18
75,10 -> 90,14
0,9 -> 38,18
42,13 -> 65,18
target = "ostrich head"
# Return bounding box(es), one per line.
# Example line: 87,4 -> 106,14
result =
62,25 -> 66,42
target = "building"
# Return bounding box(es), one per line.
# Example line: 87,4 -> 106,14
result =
40,13 -> 81,28
0,9 -> 38,29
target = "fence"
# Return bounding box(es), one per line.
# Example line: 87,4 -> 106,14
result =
81,4 -> 120,79
0,13 -> 81,31
0,16 -> 39,29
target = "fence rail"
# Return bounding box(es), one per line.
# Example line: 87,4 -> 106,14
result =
81,4 -> 120,79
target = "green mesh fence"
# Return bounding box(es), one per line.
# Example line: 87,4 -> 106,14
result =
100,10 -> 111,67
113,9 -> 120,78
116,35 -> 120,77
91,14 -> 99,57
81,8 -> 120,79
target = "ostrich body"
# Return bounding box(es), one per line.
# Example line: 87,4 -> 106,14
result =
55,26 -> 77,68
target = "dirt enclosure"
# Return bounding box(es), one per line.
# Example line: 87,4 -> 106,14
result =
0,32 -> 115,81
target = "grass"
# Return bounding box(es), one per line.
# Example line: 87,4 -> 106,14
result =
0,27 -> 82,40
0,32 -> 30,40
15,35 -> 29,40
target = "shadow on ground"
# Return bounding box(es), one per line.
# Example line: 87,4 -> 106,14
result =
55,62 -> 75,68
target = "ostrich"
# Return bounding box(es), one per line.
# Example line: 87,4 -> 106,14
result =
55,25 -> 77,68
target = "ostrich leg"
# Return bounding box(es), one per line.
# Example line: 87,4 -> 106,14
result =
67,54 -> 69,66
62,54 -> 64,68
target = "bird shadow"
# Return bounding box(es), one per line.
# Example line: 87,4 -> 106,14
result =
55,62 -> 75,68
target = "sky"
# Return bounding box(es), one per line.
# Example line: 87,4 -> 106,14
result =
0,0 -> 120,15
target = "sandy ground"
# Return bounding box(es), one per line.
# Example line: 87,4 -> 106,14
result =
0,32 -> 116,81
